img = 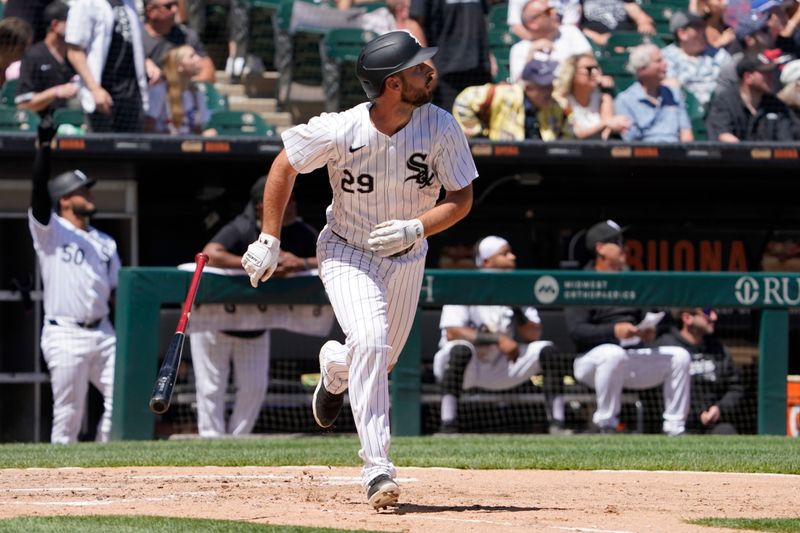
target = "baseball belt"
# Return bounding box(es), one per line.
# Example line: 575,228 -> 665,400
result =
47,317 -> 103,329
330,229 -> 413,258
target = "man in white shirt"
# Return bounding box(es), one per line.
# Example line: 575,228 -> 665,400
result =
509,0 -> 592,82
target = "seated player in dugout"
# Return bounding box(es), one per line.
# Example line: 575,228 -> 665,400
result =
188,176 -> 318,437
433,236 -> 573,435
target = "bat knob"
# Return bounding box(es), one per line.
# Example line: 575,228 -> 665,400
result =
149,398 -> 169,414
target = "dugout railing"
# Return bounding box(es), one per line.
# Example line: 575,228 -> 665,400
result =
112,269 -> 795,440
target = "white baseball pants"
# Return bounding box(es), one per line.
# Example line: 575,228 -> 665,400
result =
40,319 -> 115,444
573,344 -> 691,435
433,339 -> 552,390
317,227 -> 426,489
189,330 -> 270,437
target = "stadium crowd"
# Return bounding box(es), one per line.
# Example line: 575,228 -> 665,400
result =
0,0 -> 798,140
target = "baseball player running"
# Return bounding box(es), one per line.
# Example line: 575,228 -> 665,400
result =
29,119 -> 120,444
242,31 -> 477,509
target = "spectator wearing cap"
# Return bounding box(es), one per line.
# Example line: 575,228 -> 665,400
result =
614,44 -> 694,142
706,53 -> 799,141
508,0 -> 592,82
688,0 -> 736,51
15,1 -> 79,117
751,0 -> 800,58
716,10 -> 781,93
143,0 -> 215,83
453,58 -> 573,140
777,59 -> 800,120
655,308 -> 744,434
662,11 -> 732,106
188,175 -> 319,438
564,220 -> 692,435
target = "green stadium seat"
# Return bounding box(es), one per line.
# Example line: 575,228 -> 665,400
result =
605,32 -> 666,56
248,0 -> 282,70
195,81 -> 229,112
207,110 -> 275,136
53,108 -> 87,136
489,28 -> 519,83
640,4 -> 678,36
273,0 -> 327,105
0,79 -> 19,107
0,107 -> 40,132
489,2 -> 509,30
321,28 -> 377,111
682,88 -> 707,140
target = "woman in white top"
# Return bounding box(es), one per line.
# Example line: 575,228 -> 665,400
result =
145,45 -> 215,135
553,53 -> 630,139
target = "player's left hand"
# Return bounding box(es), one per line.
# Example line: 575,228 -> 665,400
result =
242,233 -> 281,287
367,219 -> 424,257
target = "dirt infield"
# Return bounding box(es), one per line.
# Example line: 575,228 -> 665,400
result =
0,466 -> 796,532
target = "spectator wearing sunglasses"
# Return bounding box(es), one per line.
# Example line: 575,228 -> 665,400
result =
142,0 -> 216,83
656,308 -> 744,434
508,0 -> 591,83
553,53 -> 631,139
564,220 -> 692,435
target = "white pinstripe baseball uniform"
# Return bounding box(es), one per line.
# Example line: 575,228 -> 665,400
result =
433,305 -> 552,390
282,101 -> 477,488
29,210 -> 120,444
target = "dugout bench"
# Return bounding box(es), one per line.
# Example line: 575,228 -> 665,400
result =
113,269 -> 792,440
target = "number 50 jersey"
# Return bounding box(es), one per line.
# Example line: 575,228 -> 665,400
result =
29,210 -> 121,323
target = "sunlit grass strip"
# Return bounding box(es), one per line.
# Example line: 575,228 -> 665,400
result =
689,517 -> 800,532
0,515 -> 382,533
0,435 -> 797,474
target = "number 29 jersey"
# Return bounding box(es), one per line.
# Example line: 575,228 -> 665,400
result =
281,102 -> 478,249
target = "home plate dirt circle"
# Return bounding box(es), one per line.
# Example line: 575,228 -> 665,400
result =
0,466 -> 796,532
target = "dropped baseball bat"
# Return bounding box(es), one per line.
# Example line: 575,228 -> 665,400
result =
149,252 -> 209,414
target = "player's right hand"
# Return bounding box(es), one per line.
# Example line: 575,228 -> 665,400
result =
242,233 -> 281,288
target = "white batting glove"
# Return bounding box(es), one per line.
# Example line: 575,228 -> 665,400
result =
242,233 -> 281,288
367,219 -> 424,258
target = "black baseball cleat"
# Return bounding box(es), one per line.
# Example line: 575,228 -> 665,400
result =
367,474 -> 400,510
312,378 -> 344,428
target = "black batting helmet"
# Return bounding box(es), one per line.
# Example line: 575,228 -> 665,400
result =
48,170 -> 96,200
356,30 -> 437,100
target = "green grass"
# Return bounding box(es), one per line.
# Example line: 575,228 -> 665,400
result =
0,434 -> 797,474
690,518 -> 800,532
0,516 -> 380,533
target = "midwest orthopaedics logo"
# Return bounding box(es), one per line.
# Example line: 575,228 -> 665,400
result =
734,275 -> 800,306
533,276 -> 559,304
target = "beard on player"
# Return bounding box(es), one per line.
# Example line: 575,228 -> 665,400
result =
400,76 -> 434,107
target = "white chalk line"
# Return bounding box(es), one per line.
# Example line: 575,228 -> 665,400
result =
1,491 -> 217,507
1,487 -> 95,493
548,527 -> 638,533
130,473 -> 418,486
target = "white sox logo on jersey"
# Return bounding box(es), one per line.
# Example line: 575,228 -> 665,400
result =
405,153 -> 434,189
